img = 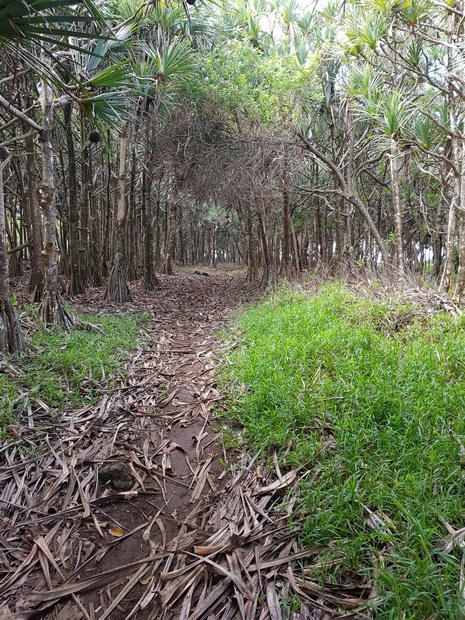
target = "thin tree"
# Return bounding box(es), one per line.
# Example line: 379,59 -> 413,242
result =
0,149 -> 23,353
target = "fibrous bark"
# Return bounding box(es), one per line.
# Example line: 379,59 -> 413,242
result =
142,170 -> 158,290
390,138 -> 404,275
24,129 -> 43,300
65,103 -> 86,297
104,124 -> 132,302
38,55 -> 74,328
0,154 -> 23,353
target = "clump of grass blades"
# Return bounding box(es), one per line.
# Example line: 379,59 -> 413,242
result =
224,282 -> 465,618
0,313 -> 148,437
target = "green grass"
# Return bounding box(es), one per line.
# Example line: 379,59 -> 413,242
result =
223,282 -> 465,618
0,313 -> 148,436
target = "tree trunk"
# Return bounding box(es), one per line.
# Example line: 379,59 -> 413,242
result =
163,202 -> 176,276
88,142 -> 103,286
65,103 -> 85,297
257,202 -> 275,287
441,12 -> 461,294
0,155 -> 23,353
105,123 -> 132,302
390,138 -> 404,275
38,58 -> 73,328
24,131 -> 44,300
432,191 -> 443,280
142,168 -> 158,290
455,138 -> 465,296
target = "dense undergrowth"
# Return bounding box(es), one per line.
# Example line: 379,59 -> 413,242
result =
0,313 -> 148,437
224,282 -> 465,618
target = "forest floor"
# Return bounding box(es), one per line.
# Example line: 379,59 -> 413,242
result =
0,268 -> 341,620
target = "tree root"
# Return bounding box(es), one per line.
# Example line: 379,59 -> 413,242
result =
143,271 -> 159,291
104,254 -> 132,302
39,291 -> 74,329
0,298 -> 23,354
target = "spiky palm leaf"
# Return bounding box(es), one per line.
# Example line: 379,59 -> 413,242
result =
0,0 -> 105,46
343,65 -> 383,102
0,0 -> 111,90
143,40 -> 196,82
411,116 -> 442,150
346,11 -> 389,50
377,91 -> 412,138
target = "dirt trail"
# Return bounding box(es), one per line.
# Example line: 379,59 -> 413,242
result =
0,269 -> 363,619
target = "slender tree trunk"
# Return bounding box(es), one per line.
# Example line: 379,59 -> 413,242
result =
105,123 -> 132,302
241,203 -> 257,282
65,103 -> 85,296
257,202 -> 275,287
455,138 -> 465,296
24,131 -> 43,300
0,155 -> 23,353
441,12 -> 461,293
432,191 -> 443,280
281,145 -> 293,277
163,202 -> 176,275
390,138 -> 404,275
440,188 -> 457,294
126,145 -> 138,281
142,168 -> 158,290
103,141 -> 112,278
290,217 -> 301,273
38,58 -> 73,328
89,145 -> 103,286
455,30 -> 465,296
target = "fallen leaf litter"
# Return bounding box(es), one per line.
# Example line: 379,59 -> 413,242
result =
1,269 -> 372,619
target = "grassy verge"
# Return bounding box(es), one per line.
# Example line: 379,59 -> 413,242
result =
223,282 -> 465,618
0,313 -> 148,436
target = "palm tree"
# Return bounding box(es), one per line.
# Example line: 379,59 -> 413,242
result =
0,0 -> 106,345
0,0 -> 139,327
103,9 -> 197,300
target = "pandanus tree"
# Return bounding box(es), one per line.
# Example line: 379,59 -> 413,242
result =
338,0 -> 465,286
0,0 -> 102,347
104,20 -> 197,300
344,63 -> 413,272
0,0 -> 136,337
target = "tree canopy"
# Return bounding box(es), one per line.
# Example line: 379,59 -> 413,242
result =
1,0 -> 465,351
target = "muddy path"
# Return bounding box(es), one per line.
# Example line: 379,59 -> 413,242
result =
0,269 -> 362,620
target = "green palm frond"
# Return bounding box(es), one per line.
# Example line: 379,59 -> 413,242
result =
83,24 -> 133,72
86,62 -> 134,89
135,59 -> 160,100
318,0 -> 341,20
436,99 -> 450,129
358,0 -> 397,14
394,0 -> 430,23
343,65 -> 383,101
282,0 -> 299,25
406,39 -> 422,66
346,12 -> 389,50
411,116 -> 441,150
79,90 -> 134,125
297,10 -> 315,35
143,40 -> 196,82
378,91 -> 412,137
0,0 -> 106,46
294,36 -> 308,65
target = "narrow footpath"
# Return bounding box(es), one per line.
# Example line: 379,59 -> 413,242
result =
1,269 -> 358,620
